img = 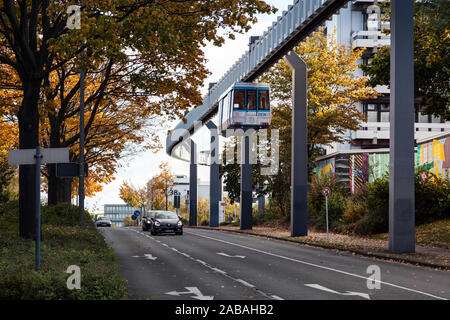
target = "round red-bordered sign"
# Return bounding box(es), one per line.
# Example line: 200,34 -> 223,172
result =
322,187 -> 331,197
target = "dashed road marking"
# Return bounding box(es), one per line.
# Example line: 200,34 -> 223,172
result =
128,228 -> 278,300
186,230 -> 448,301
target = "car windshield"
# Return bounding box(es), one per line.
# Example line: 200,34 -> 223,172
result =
156,212 -> 178,220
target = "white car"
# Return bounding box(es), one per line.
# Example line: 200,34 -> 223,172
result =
96,217 -> 112,227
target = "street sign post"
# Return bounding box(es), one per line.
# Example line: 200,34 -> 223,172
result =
34,147 -> 42,271
133,210 -> 140,226
8,148 -> 69,165
322,187 -> 331,242
8,147 -> 69,271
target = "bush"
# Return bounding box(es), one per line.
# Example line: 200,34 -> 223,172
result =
309,191 -> 346,231
308,173 -> 348,231
350,171 -> 450,234
0,201 -> 127,300
252,210 -> 288,226
415,170 -> 450,224
41,202 -> 91,227
343,186 -> 369,222
354,206 -> 388,235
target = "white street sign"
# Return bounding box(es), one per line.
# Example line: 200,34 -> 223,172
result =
166,287 -> 214,300
8,148 -> 69,165
218,201 -> 226,223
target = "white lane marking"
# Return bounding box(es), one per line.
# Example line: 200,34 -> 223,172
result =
166,287 -> 214,300
217,252 -> 246,259
132,231 -> 279,300
196,259 -> 207,266
211,267 -> 227,274
236,279 -> 255,288
186,230 -> 448,300
131,254 -> 157,261
305,284 -> 370,300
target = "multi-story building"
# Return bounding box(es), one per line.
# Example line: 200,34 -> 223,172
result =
322,1 -> 449,155
103,204 -> 140,227
313,1 -> 450,192
169,174 -> 210,202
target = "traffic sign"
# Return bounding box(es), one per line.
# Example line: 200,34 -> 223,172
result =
174,195 -> 181,209
56,163 -> 88,177
322,187 -> 331,198
134,210 -> 140,217
8,148 -> 69,165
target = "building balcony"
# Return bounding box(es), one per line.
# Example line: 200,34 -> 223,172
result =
352,30 -> 390,48
352,122 -> 450,141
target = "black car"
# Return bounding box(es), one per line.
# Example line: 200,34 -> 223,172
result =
96,217 -> 112,227
147,211 -> 183,235
142,211 -> 157,231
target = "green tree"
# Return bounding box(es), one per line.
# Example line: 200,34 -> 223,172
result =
361,0 -> 450,120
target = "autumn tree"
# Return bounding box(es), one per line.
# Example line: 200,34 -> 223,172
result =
261,28 -> 377,216
39,60 -> 162,204
0,65 -> 19,201
152,162 -> 174,211
0,0 -> 276,238
146,178 -> 164,210
119,181 -> 146,208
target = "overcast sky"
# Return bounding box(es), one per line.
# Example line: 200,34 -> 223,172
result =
85,0 -> 292,212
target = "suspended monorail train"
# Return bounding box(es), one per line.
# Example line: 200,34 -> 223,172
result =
218,82 -> 271,135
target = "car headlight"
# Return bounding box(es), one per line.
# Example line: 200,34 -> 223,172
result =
155,221 -> 160,227
177,221 -> 182,226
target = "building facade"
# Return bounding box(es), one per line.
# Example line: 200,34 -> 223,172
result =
169,174 -> 210,202
315,132 -> 450,193
322,1 -> 449,154
104,204 -> 140,227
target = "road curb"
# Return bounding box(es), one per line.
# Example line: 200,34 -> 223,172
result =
187,226 -> 450,271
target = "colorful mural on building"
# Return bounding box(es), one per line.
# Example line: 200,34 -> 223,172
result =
314,133 -> 450,193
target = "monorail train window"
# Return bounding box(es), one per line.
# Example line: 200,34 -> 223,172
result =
233,89 -> 245,109
258,90 -> 270,110
246,89 -> 257,110
223,93 -> 230,121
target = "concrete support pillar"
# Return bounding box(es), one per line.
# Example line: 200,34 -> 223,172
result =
240,134 -> 253,230
207,121 -> 221,227
284,51 -> 308,237
389,0 -> 415,253
189,140 -> 198,226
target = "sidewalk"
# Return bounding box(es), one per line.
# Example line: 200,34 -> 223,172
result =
192,225 -> 450,269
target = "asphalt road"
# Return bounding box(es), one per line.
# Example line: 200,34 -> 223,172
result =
100,226 -> 450,300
